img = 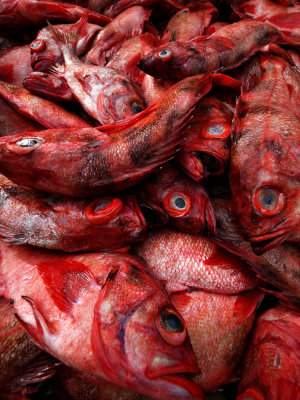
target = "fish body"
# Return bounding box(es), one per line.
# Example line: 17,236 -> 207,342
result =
237,305 -> 300,400
85,6 -> 150,66
176,97 -> 233,181
138,20 -> 279,80
228,0 -> 300,20
0,44 -> 32,86
102,0 -> 182,18
0,0 -> 111,31
212,198 -> 300,309
134,163 -> 216,234
230,54 -> 300,254
162,1 -> 218,42
0,174 -> 167,252
0,243 -> 204,400
0,74 -> 215,197
134,228 -> 263,392
0,80 -> 91,129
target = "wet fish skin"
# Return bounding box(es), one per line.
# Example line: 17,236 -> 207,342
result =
229,54 -> 300,254
0,74 -> 215,197
237,304 -> 300,400
0,174 -> 168,252
0,44 -> 32,87
0,243 -> 204,400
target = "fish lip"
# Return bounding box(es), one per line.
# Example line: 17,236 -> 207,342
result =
136,199 -> 168,229
161,374 -> 204,399
32,59 -> 55,72
250,230 -> 292,255
190,150 -> 224,175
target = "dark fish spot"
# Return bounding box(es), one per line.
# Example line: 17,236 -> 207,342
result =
187,47 -> 200,55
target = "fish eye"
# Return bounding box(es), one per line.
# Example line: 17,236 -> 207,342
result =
253,187 -> 285,216
16,138 -> 39,147
85,197 -> 123,225
156,306 -> 186,346
131,102 -> 144,114
30,39 -> 45,52
156,48 -> 172,61
163,192 -> 191,218
202,123 -> 231,138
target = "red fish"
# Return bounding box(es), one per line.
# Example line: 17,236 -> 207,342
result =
212,198 -> 300,309
0,44 -> 32,87
0,243 -> 204,400
134,228 -> 264,392
23,72 -> 74,103
0,97 -> 44,137
0,74 -> 217,197
176,97 -> 233,182
237,304 -> 300,400
138,20 -> 281,80
134,163 -> 216,234
0,80 -> 91,129
205,21 -> 229,35
0,297 -> 59,397
229,54 -> 300,254
48,21 -> 145,124
85,6 -> 150,66
0,0 -> 111,31
102,0 -> 182,18
162,1 -> 218,42
30,15 -> 101,73
0,174 -> 168,252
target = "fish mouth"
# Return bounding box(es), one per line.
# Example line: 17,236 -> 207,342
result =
32,58 -> 58,72
136,200 -> 169,229
148,367 -> 203,399
190,151 -> 224,176
250,229 -> 293,255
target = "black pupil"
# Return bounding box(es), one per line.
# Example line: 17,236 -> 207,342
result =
263,194 -> 274,206
132,103 -> 143,113
160,50 -> 169,57
166,313 -> 180,330
175,197 -> 186,209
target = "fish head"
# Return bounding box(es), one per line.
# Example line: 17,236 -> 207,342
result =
23,72 -> 73,102
98,80 -> 145,124
92,255 -> 203,399
230,135 -> 300,254
138,41 -> 194,81
30,27 -> 63,72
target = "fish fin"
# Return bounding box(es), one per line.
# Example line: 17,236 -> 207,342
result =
97,101 -> 160,136
204,248 -> 247,271
171,291 -> 193,309
71,8 -> 90,37
0,224 -> 26,245
113,246 -> 131,253
124,53 -> 143,82
212,73 -> 241,88
233,289 -> 264,322
15,296 -> 53,349
41,2 -> 73,18
49,63 -> 65,77
38,260 -> 98,315
47,20 -> 77,62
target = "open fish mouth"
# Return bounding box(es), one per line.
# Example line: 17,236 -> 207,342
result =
249,229 -> 293,255
136,199 -> 168,230
190,151 -> 225,176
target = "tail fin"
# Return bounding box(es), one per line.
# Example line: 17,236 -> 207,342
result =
266,13 -> 300,45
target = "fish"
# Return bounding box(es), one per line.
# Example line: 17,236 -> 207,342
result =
102,0 -> 182,18
229,53 -> 300,254
211,198 -> 300,309
30,14 -> 101,72
85,6 -> 150,66
162,1 -> 218,42
0,174 -> 168,252
237,304 -> 300,400
0,97 -> 44,137
0,297 -> 59,397
133,228 -> 264,392
0,0 -> 111,31
48,20 -> 145,125
138,19 -> 281,81
0,44 -> 32,87
134,163 -> 216,235
205,21 -> 229,35
23,72 -> 74,103
0,74 -> 219,197
176,96 -> 233,182
0,242 -> 204,400
0,80 -> 91,129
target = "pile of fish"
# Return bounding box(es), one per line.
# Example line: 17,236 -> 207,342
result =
0,0 -> 299,399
